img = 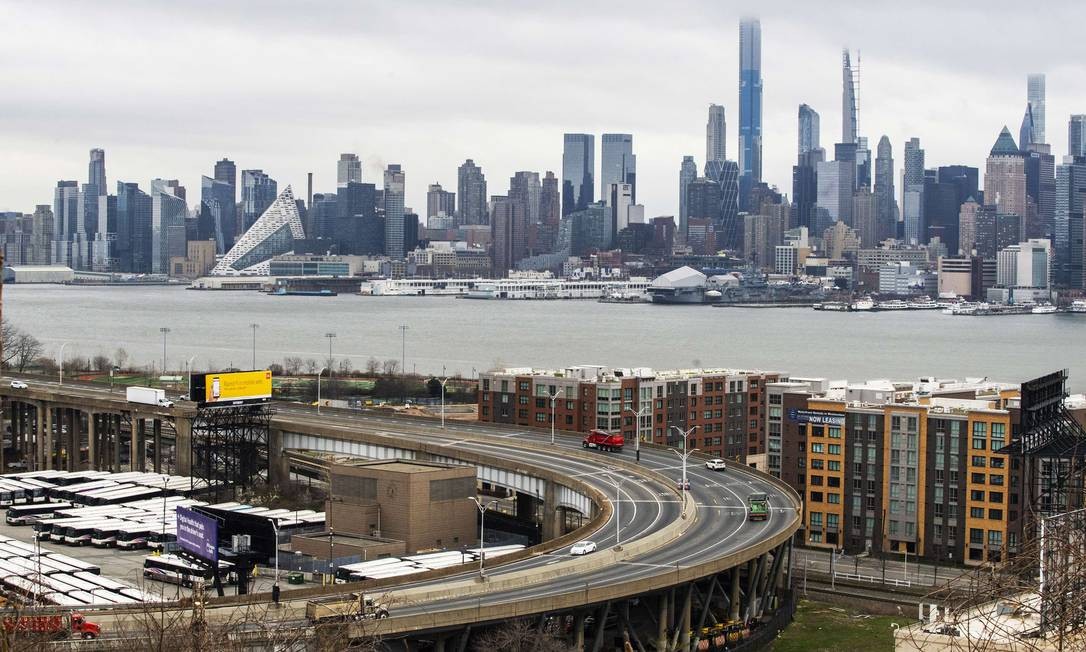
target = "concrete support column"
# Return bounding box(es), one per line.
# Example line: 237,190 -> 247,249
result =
136,417 -> 148,472
68,410 -> 80,472
175,417 -> 192,477
433,637 -> 446,652
43,406 -> 53,470
729,567 -> 741,622
86,413 -> 96,471
657,594 -> 668,652
542,482 -> 561,541
112,415 -> 122,472
515,492 -> 536,523
573,612 -> 586,652
268,428 -> 289,487
153,420 -> 162,474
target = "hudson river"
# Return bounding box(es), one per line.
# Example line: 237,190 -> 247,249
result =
8,285 -> 1086,391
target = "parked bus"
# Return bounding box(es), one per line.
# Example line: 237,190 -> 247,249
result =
142,554 -> 234,587
62,519 -> 123,546
333,558 -> 405,582
115,522 -> 159,550
6,502 -> 75,525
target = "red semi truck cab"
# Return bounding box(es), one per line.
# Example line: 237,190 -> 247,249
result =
1,612 -> 101,639
582,429 -> 625,452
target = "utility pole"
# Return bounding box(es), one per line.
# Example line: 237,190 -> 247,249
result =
159,327 -> 170,373
398,324 -> 409,377
324,332 -> 336,399
250,323 -> 259,369
669,425 -> 698,518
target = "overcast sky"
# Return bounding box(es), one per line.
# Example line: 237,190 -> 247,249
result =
2,0 -> 1085,218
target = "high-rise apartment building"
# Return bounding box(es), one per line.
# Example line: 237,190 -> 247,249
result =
793,148 -> 824,232
1054,157 -> 1086,287
984,127 -> 1028,241
241,170 -> 277,231
706,105 -> 727,167
601,134 -> 635,203
815,160 -> 846,234
679,156 -> 698,243
562,134 -> 595,216
212,186 -> 304,275
1027,73 -> 1046,144
798,104 -> 820,161
30,205 -> 54,265
50,181 -> 79,267
150,179 -> 187,275
902,138 -> 925,244
200,176 -> 237,254
489,195 -> 527,276
457,159 -> 487,226
337,153 -> 362,188
383,164 -> 406,258
739,18 -> 763,190
426,183 -> 456,220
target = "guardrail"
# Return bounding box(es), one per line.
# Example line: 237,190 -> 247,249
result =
834,571 -> 912,588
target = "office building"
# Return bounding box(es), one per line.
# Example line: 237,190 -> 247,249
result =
1054,157 -> 1086,287
902,138 -> 925,244
793,148 -> 824,232
150,179 -> 187,275
383,164 -> 406,258
1070,115 -> 1086,158
852,187 -> 877,248
743,212 -> 784,269
875,136 -> 896,243
706,105 -> 727,167
679,156 -> 698,243
606,182 -> 635,241
116,181 -> 152,273
995,239 -> 1050,290
686,178 -> 723,225
1024,145 -> 1056,241
718,161 -> 742,250
88,148 -> 106,197
457,160 -> 487,226
29,205 -> 53,265
1027,73 -> 1046,144
984,127 -> 1028,241
337,153 -> 362,188
924,175 -> 963,254
212,186 -> 305,274
601,134 -> 636,203
241,170 -> 277,231
537,171 -> 560,253
489,195 -> 527,276
50,181 -> 79,268
815,160 -> 848,234
509,171 -> 541,227
336,182 -> 378,254
739,17 -> 763,192
562,134 -> 595,216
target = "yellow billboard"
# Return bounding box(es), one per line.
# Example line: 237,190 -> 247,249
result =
192,370 -> 272,405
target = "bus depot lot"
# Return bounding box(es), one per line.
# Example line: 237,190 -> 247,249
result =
0,520 -> 294,599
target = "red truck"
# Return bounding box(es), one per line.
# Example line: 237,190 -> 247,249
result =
1,612 -> 101,640
582,429 -> 624,452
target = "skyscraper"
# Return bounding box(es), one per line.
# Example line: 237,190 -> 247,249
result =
679,156 -> 698,242
200,176 -> 237,253
1069,115 -> 1086,158
815,160 -> 846,234
601,134 -> 636,203
562,134 -> 595,216
873,137 -> 899,242
717,162 -> 741,250
509,171 -> 542,229
984,127 -> 1028,240
902,138 -> 925,243
842,50 -> 858,144
489,195 -> 527,276
792,149 -> 822,231
214,158 -> 237,189
1054,157 -> 1086,287
457,160 -> 487,226
88,148 -> 106,197
338,153 -> 362,188
706,105 -> 727,167
116,181 -> 152,273
426,183 -> 456,219
1019,104 -> 1035,151
738,18 -> 763,187
241,170 -> 277,231
150,179 -> 187,275
538,171 -> 560,253
383,164 -> 406,258
212,187 -> 305,275
1027,73 -> 1046,144
797,104 -> 820,161
51,181 -> 79,267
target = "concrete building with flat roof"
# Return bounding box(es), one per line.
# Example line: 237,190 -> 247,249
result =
326,460 -> 477,554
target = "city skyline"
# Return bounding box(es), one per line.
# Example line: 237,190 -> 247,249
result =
2,3 -> 1086,221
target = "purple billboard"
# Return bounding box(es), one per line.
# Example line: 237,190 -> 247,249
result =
176,506 -> 219,563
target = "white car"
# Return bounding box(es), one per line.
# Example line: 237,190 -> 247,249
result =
9,380 -> 28,389
705,458 -> 727,471
570,541 -> 597,556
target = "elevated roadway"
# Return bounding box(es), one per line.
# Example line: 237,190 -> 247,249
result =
0,377 -> 802,650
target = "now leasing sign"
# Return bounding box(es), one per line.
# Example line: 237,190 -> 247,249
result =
787,409 -> 845,427
176,506 -> 219,563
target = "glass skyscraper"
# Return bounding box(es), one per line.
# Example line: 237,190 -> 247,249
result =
383,164 -> 406,258
738,18 -> 763,187
562,134 -> 595,217
601,134 -> 635,204
1027,73 -> 1046,144
797,104 -> 820,161
706,105 -> 726,168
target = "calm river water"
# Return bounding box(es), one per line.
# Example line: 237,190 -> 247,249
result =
7,285 -> 1086,391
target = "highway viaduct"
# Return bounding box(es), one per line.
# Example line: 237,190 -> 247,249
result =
0,377 -> 802,651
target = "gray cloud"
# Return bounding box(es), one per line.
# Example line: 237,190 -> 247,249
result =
2,0 -> 1084,219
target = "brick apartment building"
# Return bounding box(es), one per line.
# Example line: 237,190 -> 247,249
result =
477,365 -> 781,464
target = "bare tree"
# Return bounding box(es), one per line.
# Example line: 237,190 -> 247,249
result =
365,357 -> 380,376
283,356 -> 303,376
382,359 -> 400,376
472,618 -> 572,651
338,358 -> 353,376
92,354 -> 112,371
304,358 -> 319,375
11,332 -> 43,372
115,347 -> 130,371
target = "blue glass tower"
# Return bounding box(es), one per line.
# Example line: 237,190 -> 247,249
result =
738,18 -> 763,201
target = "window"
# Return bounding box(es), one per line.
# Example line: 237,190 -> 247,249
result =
989,491 -> 1003,503
970,528 -> 984,544
809,532 -> 822,543
811,459 -> 824,470
972,473 -> 986,484
828,477 -> 841,488
810,475 -> 823,486
828,426 -> 841,439
828,444 -> 841,455
972,422 -> 987,449
990,457 -> 1005,469
828,493 -> 841,504
970,490 -> 985,501
811,443 -> 824,454
810,512 -> 823,526
535,413 -> 546,423
809,491 -> 823,502
518,395 -> 528,405
828,460 -> 841,471
988,530 -> 1003,547
972,456 -> 986,468
826,514 -> 839,528
518,381 -> 529,391
991,423 -> 1006,449
989,474 -> 1004,486
988,509 -> 1003,520
970,507 -> 985,518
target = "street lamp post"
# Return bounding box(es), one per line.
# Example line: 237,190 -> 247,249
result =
159,327 -> 171,374
324,332 -> 336,397
626,405 -> 652,463
398,325 -> 408,376
250,323 -> 259,369
109,366 -> 119,393
316,367 -> 328,414
468,497 -> 497,579
186,356 -> 196,399
271,519 -> 281,605
439,366 -> 450,429
603,474 -> 626,548
548,388 -> 564,445
57,342 -> 70,385
670,425 -> 698,518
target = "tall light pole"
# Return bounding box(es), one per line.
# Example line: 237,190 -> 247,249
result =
603,474 -> 626,548
549,388 -> 564,445
670,425 -> 698,518
249,323 -> 259,369
57,342 -> 69,385
316,367 -> 328,414
398,324 -> 409,377
626,405 -> 652,463
324,332 -> 336,400
159,327 -> 171,374
439,366 -> 450,429
186,356 -> 196,399
271,519 -> 281,605
468,497 -> 497,579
